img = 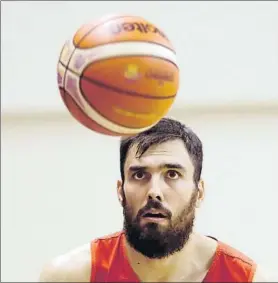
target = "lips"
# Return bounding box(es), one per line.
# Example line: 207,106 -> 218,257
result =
142,209 -> 168,219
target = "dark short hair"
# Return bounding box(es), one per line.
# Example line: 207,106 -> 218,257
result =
120,117 -> 203,185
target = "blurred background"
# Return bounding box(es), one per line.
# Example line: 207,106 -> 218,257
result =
2,1 -> 278,281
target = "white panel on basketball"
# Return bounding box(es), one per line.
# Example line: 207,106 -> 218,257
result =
59,40 -> 75,67
59,62 -> 155,134
57,62 -> 66,89
61,40 -> 177,75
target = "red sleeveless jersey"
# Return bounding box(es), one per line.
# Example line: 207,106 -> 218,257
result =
90,231 -> 256,282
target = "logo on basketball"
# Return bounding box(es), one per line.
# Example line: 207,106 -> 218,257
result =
145,69 -> 174,85
109,22 -> 168,40
124,64 -> 141,80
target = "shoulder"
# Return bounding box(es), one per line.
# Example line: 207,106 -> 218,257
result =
39,243 -> 91,282
218,241 -> 255,265
213,240 -> 256,281
217,242 -> 278,282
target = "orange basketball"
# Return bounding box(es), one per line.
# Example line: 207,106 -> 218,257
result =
57,14 -> 179,136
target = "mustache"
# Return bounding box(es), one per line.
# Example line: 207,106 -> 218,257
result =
137,199 -> 172,219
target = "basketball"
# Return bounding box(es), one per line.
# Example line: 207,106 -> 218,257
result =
57,14 -> 179,136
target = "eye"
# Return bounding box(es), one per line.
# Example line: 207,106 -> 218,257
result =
133,171 -> 146,180
166,170 -> 180,180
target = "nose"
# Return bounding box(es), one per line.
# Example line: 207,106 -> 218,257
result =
147,177 -> 164,202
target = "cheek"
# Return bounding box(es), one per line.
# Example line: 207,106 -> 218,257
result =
124,183 -> 145,215
170,201 -> 191,223
166,182 -> 196,214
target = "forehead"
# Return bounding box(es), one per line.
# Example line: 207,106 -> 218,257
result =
125,139 -> 193,170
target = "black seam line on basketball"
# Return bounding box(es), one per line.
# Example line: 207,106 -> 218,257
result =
60,86 -> 126,135
59,60 -> 177,100
57,43 -> 72,90
63,16 -> 132,96
77,76 -> 153,131
76,40 -> 176,54
81,75 -> 177,100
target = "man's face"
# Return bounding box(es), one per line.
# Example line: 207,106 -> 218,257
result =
118,139 -> 203,259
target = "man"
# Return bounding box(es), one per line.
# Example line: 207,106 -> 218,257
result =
39,118 -> 273,282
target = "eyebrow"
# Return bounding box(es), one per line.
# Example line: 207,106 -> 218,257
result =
128,163 -> 185,172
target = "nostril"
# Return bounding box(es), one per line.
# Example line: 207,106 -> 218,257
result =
148,193 -> 163,202
156,195 -> 162,201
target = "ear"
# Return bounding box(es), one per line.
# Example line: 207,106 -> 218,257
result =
117,180 -> 124,206
196,179 -> 205,208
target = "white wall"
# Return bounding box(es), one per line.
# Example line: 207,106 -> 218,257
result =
2,1 -> 278,282
2,107 -> 278,281
2,1 -> 278,112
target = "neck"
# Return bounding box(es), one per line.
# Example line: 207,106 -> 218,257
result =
124,232 -> 204,282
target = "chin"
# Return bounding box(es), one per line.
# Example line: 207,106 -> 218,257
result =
141,221 -> 170,235
140,218 -> 169,228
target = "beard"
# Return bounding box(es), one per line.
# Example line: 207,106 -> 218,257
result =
122,189 -> 198,259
